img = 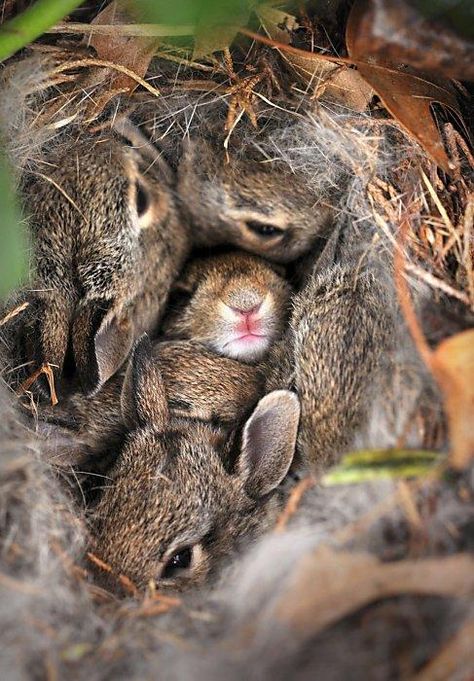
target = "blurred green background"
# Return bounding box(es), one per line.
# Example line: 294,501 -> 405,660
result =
0,151 -> 26,298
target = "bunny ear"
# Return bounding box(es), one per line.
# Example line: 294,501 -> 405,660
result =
73,301 -> 134,397
121,335 -> 169,430
112,116 -> 176,186
238,390 -> 300,499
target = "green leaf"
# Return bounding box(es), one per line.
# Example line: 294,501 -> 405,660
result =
60,643 -> 93,662
131,0 -> 252,56
322,449 -> 443,486
0,0 -> 84,62
193,0 -> 251,58
0,151 -> 27,298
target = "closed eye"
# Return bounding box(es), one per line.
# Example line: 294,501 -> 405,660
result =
245,220 -> 284,238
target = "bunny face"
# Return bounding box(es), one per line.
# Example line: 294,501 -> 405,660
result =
94,424 -> 259,590
162,252 -> 291,363
92,337 -> 300,591
178,140 -> 333,264
18,129 -> 189,397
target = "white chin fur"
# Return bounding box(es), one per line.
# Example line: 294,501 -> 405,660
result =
213,336 -> 270,361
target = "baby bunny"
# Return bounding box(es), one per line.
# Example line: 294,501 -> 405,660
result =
24,132 -> 188,397
162,251 -> 291,362
266,252 -> 450,474
266,262 -> 392,473
92,336 -> 300,591
0,60 -> 189,397
177,138 -> 334,264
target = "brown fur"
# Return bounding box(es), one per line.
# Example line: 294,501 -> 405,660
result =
266,263 -> 392,472
0,52 -> 471,681
163,251 -> 291,362
1,372 -> 471,681
33,251 -> 290,465
92,338 -> 300,591
0,62 -> 190,398
30,136 -> 188,396
178,138 -> 334,263
38,340 -> 265,466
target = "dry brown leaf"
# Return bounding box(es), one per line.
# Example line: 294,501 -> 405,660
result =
86,1 -> 158,101
257,4 -> 373,112
322,67 -> 375,113
431,329 -> 474,470
256,5 -> 332,81
347,0 -> 474,82
346,0 -> 461,172
272,549 -> 474,637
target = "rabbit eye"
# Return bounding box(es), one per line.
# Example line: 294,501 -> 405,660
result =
161,546 -> 193,579
135,179 -> 150,218
245,220 -> 284,238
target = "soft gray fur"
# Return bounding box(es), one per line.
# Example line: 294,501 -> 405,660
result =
0,377 -> 472,681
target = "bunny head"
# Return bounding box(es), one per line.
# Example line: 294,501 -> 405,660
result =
17,124 -> 189,397
92,336 -> 300,592
163,251 -> 291,362
177,138 -> 333,264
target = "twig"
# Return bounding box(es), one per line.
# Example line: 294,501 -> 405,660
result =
397,479 -> 423,532
239,28 -> 351,66
0,571 -> 41,595
86,552 -> 112,573
274,476 -> 316,532
51,59 -> 161,97
118,574 -> 138,598
463,193 -> 474,309
404,262 -> 470,305
17,363 -> 58,406
154,51 -> 215,72
47,22 -> 195,37
0,301 -> 29,327
272,551 -> 474,638
393,213 -> 433,369
421,170 -> 455,235
124,593 -> 181,619
87,552 -> 138,597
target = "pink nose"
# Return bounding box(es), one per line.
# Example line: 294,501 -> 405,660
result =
229,302 -> 263,335
230,302 -> 262,319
